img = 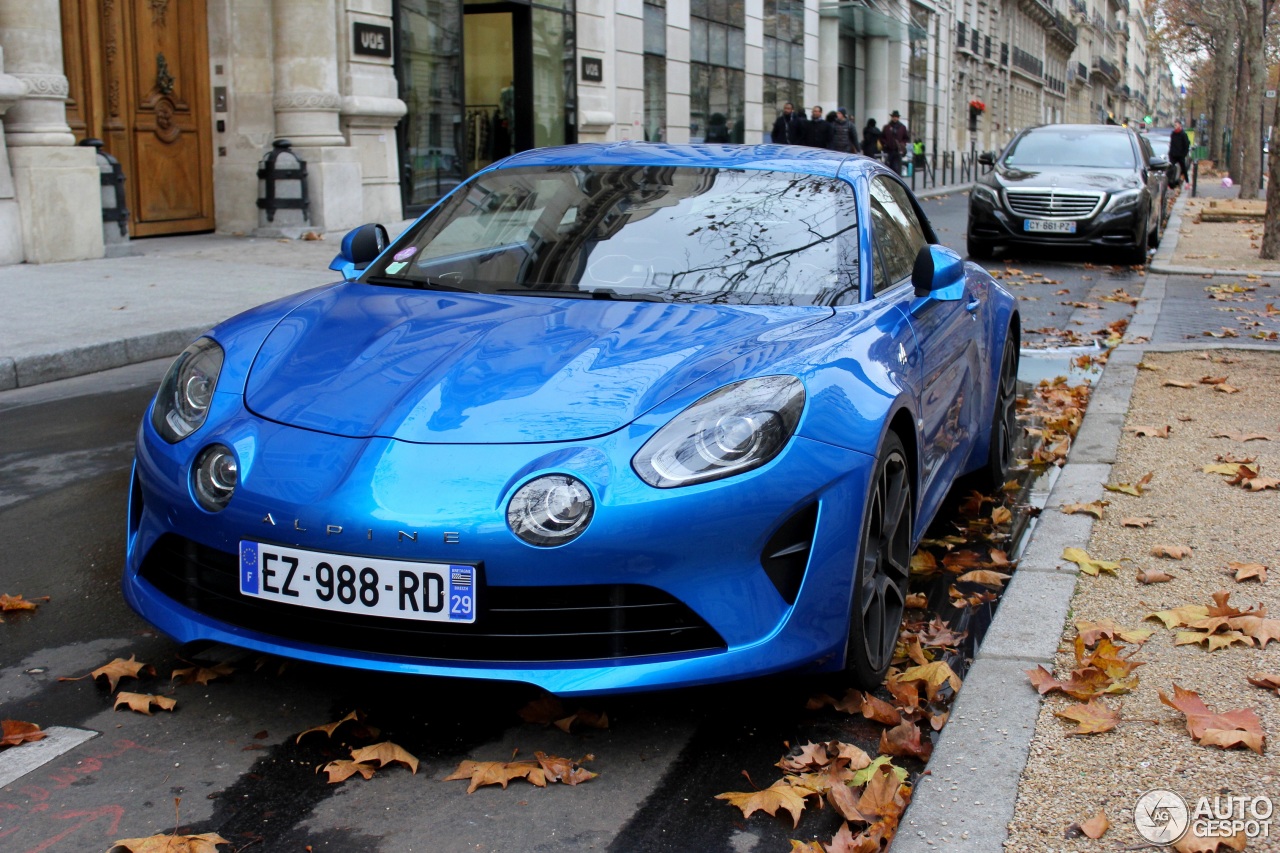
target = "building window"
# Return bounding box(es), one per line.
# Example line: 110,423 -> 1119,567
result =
690,0 -> 746,142
763,0 -> 804,120
644,0 -> 666,142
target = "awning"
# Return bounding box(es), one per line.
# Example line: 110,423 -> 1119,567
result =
819,1 -> 928,42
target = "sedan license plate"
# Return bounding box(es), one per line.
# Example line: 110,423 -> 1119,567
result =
1024,219 -> 1077,233
239,541 -> 476,623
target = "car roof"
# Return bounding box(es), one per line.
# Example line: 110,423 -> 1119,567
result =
1021,123 -> 1135,135
493,142 -> 876,180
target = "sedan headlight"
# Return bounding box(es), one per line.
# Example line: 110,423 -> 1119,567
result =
1105,188 -> 1143,212
632,376 -> 805,488
971,184 -> 999,205
151,337 -> 224,443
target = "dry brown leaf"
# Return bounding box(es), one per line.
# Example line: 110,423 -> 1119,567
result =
445,758 -> 543,793
107,832 -> 230,852
1075,619 -> 1154,646
296,710 -> 380,743
904,592 -> 928,609
1061,547 -> 1122,576
1213,432 -> 1270,442
716,782 -> 813,827
535,751 -> 598,786
1131,424 -> 1170,438
318,759 -> 377,784
1174,630 -> 1252,651
1,719 -> 47,748
895,661 -> 962,701
1054,700 -> 1121,735
1151,545 -> 1192,559
87,655 -> 155,692
955,569 -> 1010,587
1103,472 -> 1153,496
1159,684 -> 1266,753
1061,500 -> 1108,519
878,719 -> 932,760
1248,673 -> 1280,695
113,692 -> 177,715
1229,562 -> 1268,583
1121,517 -> 1155,528
349,741 -> 419,773
1162,379 -> 1194,388
1215,384 -> 1241,394
1137,569 -> 1175,584
0,593 -> 44,612
170,662 -> 234,686
1080,808 -> 1110,839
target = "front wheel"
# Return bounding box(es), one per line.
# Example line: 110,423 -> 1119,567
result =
846,434 -> 913,688
967,236 -> 994,260
980,330 -> 1020,490
1124,214 -> 1149,265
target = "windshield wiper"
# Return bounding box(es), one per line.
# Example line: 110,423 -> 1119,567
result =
363,275 -> 472,293
495,287 -> 667,303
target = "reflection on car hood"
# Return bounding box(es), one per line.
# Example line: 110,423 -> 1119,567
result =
244,283 -> 831,443
990,165 -> 1137,192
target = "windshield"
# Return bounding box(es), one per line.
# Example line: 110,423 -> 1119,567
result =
1003,129 -> 1138,169
365,165 -> 861,306
1146,135 -> 1170,157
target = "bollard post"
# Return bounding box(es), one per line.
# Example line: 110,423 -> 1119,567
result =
1191,159 -> 1198,198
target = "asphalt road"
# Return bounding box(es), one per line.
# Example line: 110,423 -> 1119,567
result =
0,189 -> 1141,853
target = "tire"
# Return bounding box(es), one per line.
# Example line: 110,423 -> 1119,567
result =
1149,194 -> 1165,248
980,330 -> 1020,491
846,433 -> 913,688
1124,214 -> 1149,265
967,236 -> 994,260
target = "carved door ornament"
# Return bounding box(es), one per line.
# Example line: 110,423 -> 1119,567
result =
149,0 -> 170,27
153,96 -> 180,143
155,53 -> 174,95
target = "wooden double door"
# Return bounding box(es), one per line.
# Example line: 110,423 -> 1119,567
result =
62,0 -> 214,236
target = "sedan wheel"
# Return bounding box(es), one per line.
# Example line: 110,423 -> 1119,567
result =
982,332 -> 1020,490
847,434 -> 913,688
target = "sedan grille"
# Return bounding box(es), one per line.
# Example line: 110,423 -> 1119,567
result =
1004,189 -> 1103,219
139,535 -> 726,662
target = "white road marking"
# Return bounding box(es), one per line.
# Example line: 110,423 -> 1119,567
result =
0,726 -> 99,788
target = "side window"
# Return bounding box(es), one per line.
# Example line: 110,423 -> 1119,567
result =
868,176 -> 927,291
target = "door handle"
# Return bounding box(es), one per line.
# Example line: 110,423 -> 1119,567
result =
966,295 -> 980,313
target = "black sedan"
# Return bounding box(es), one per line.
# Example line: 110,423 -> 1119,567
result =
966,124 -> 1169,264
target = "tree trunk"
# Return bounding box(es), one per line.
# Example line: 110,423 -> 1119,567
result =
1261,75 -> 1280,257
1211,26 -> 1239,164
1236,0 -> 1266,198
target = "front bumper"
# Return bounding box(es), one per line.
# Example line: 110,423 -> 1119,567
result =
125,393 -> 876,696
968,191 -> 1142,250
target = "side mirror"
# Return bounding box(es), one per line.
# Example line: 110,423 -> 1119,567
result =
1148,156 -> 1170,171
329,223 -> 390,277
912,244 -> 966,300
977,151 -> 996,166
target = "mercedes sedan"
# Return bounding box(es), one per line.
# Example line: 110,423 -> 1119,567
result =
967,123 -> 1168,264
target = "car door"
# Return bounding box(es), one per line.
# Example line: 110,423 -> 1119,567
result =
867,176 -> 979,525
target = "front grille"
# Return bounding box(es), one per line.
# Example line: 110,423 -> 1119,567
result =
1005,189 -> 1103,219
139,535 -> 726,663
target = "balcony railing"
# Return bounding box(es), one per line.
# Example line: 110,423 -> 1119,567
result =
1051,10 -> 1078,45
1069,0 -> 1088,16
1091,56 -> 1119,82
1076,61 -> 1088,80
1012,45 -> 1044,78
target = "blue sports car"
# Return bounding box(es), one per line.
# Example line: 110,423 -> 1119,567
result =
125,143 -> 1019,696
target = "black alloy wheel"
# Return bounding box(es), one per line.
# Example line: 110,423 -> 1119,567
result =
1150,192 -> 1166,247
1125,212 -> 1150,265
847,433 -> 913,688
982,331 -> 1020,490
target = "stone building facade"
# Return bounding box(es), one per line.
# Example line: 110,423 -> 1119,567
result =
0,0 -> 1176,266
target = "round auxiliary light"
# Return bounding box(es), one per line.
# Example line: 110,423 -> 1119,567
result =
507,475 -> 595,547
192,444 -> 238,512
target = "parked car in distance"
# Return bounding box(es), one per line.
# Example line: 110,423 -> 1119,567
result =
967,123 -> 1169,264
1143,128 -> 1182,187
125,143 -> 1019,697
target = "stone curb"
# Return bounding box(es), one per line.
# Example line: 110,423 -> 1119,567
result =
9,326 -> 207,390
894,348 -> 1147,852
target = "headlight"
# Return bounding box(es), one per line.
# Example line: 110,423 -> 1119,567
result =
192,444 -> 238,512
1105,189 -> 1143,212
151,338 -> 224,443
971,184 -> 999,205
507,475 -> 595,547
632,376 -> 805,488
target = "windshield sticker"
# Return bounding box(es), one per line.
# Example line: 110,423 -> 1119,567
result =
393,246 -> 418,262
385,261 -> 408,274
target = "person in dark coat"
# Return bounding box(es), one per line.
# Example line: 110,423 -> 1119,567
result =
770,102 -> 804,145
805,105 -> 832,149
829,107 -> 858,153
1168,121 -> 1191,187
862,119 -> 882,160
881,110 -> 911,175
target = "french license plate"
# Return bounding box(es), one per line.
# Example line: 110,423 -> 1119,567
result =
239,541 -> 476,623
1024,219 -> 1077,233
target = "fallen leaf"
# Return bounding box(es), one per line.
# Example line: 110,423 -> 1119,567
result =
1203,462 -> 1258,476
113,692 -> 177,715
1214,432 -> 1269,442
0,593 -> 44,612
1061,500 -> 1108,519
904,592 -> 928,609
535,751 -> 598,786
170,661 -> 235,686
1215,384 -> 1241,394
1,720 -> 47,748
349,741 -> 419,774
1199,375 -> 1229,385
1075,619 -> 1153,646
1159,683 -> 1265,754
1062,547 -> 1122,576
1174,630 -> 1252,651
895,661 -> 962,701
319,759 -> 377,784
878,719 -> 932,760
1104,472 -> 1153,496
1244,476 -> 1280,491
859,693 -> 903,726
1146,604 -> 1210,629
89,655 -> 155,692
445,758 -> 543,793
909,552 -> 939,575
296,710 -> 380,744
1229,562 -> 1268,583
955,569 -> 1010,587
1080,808 -> 1111,838
1151,545 -> 1192,559
1162,379 -> 1195,388
1054,700 -> 1121,735
1121,517 -> 1155,528
1137,569 -> 1175,584
1130,425 -> 1170,438
1248,673 -> 1280,695
716,781 -> 813,827
107,832 -> 230,852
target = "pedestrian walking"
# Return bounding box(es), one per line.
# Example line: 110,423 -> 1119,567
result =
881,110 -> 911,175
829,108 -> 858,153
862,119 -> 882,160
1169,120 -> 1190,188
805,105 -> 832,150
771,102 -> 805,145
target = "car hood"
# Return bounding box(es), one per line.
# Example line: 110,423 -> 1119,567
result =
988,164 -> 1138,193
244,284 -> 832,443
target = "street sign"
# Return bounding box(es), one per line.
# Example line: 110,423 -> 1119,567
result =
1268,90 -> 1278,99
